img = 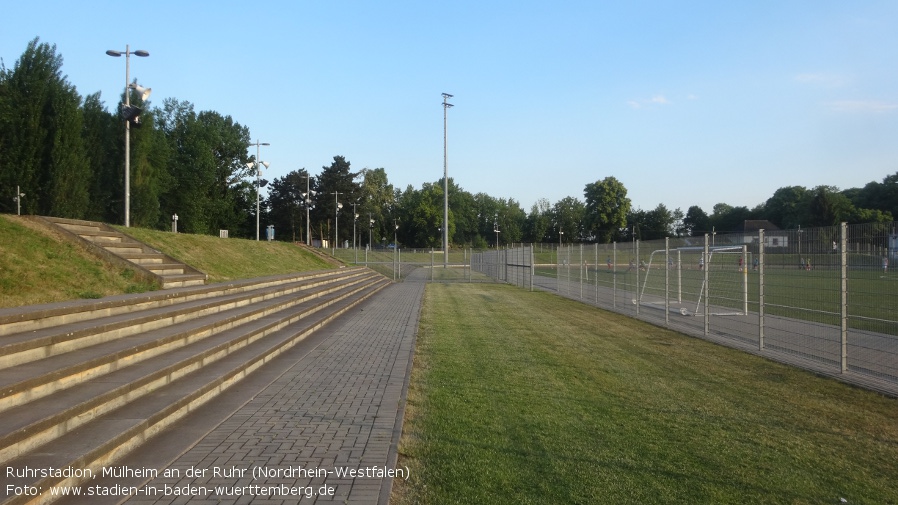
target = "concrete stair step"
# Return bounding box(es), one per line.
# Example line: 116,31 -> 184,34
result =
0,272 -> 390,502
0,268 -> 359,337
122,254 -> 166,265
35,217 -> 208,290
0,271 -> 380,412
144,264 -> 187,275
0,276 -> 387,465
0,280 -> 388,503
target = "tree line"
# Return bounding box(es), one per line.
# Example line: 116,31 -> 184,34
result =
2,38 -> 895,249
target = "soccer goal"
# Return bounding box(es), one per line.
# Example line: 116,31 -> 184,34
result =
639,245 -> 750,316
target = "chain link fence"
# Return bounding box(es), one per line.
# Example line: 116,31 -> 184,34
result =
469,222 -> 898,394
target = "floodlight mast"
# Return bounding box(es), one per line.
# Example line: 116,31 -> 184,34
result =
106,45 -> 150,227
442,92 -> 453,267
248,140 -> 271,240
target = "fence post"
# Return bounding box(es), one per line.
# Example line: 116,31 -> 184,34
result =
633,240 -> 642,317
556,243 -> 561,294
530,244 -> 534,291
704,234 -> 710,336
580,243 -> 584,300
665,237 -> 670,326
759,229 -> 765,350
595,243 -> 599,306
677,249 -> 682,303
613,242 -> 617,309
742,244 -> 749,315
840,222 -> 848,373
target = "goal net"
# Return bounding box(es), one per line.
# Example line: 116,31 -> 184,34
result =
639,246 -> 750,316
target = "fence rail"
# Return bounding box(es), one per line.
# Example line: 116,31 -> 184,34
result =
469,222 -> 898,394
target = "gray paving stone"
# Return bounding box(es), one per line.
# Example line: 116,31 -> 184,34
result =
111,280 -> 424,505
60,275 -> 424,505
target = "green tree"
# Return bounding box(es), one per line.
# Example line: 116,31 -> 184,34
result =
808,186 -> 854,227
396,182 -> 444,248
81,92 -> 121,221
552,196 -> 585,243
642,203 -> 675,240
267,169 -> 312,242
849,172 -> 898,221
312,156 -> 361,247
0,38 -> 89,217
524,198 -> 552,243
764,186 -> 810,229
710,203 -> 752,233
155,99 -> 251,235
358,167 -> 395,247
683,206 -> 711,236
583,176 -> 631,243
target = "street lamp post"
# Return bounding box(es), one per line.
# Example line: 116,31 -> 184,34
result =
247,141 -> 270,240
442,92 -> 453,268
13,186 -> 24,216
394,220 -> 399,281
106,45 -> 149,227
299,173 -> 315,246
300,173 -> 318,246
352,202 -> 360,264
332,192 -> 343,254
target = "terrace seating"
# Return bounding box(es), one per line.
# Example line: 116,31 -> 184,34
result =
0,267 -> 390,503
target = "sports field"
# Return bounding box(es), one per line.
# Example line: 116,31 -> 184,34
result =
392,283 -> 898,504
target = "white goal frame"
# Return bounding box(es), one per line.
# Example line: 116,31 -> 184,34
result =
640,245 -> 749,316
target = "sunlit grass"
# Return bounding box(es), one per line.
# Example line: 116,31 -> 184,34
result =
393,283 -> 898,504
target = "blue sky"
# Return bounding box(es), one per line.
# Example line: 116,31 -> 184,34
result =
3,0 -> 897,215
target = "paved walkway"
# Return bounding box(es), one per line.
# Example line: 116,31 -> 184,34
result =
74,272 -> 426,505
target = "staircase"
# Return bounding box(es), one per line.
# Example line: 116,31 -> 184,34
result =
0,267 -> 390,504
37,217 -> 207,289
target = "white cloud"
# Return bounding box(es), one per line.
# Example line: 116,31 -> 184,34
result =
828,100 -> 898,113
628,94 -> 672,109
794,72 -> 849,87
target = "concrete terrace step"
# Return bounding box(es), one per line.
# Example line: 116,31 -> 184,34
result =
34,217 -> 207,290
0,270 -> 378,408
0,268 -> 391,504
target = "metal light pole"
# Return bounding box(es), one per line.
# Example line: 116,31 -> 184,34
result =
106,45 -> 149,227
369,215 -> 374,250
352,202 -> 360,264
442,92 -> 453,267
247,140 -> 270,241
332,192 -> 343,254
299,173 -> 314,246
394,220 -> 399,281
13,186 -> 24,216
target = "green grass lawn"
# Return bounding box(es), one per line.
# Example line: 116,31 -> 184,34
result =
0,216 -> 158,306
117,225 -> 335,283
393,283 -> 898,504
0,215 -> 338,308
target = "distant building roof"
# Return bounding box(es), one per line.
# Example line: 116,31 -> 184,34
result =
741,220 -> 781,232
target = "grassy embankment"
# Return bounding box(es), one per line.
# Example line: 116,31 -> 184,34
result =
394,282 -> 898,504
0,215 -> 336,308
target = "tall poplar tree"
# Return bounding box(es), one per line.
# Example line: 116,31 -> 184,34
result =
0,37 -> 89,216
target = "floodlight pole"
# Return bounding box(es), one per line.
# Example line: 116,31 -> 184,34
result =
106,45 -> 149,227
249,140 -> 270,241
442,92 -> 453,268
300,173 -> 313,246
332,191 -> 343,254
